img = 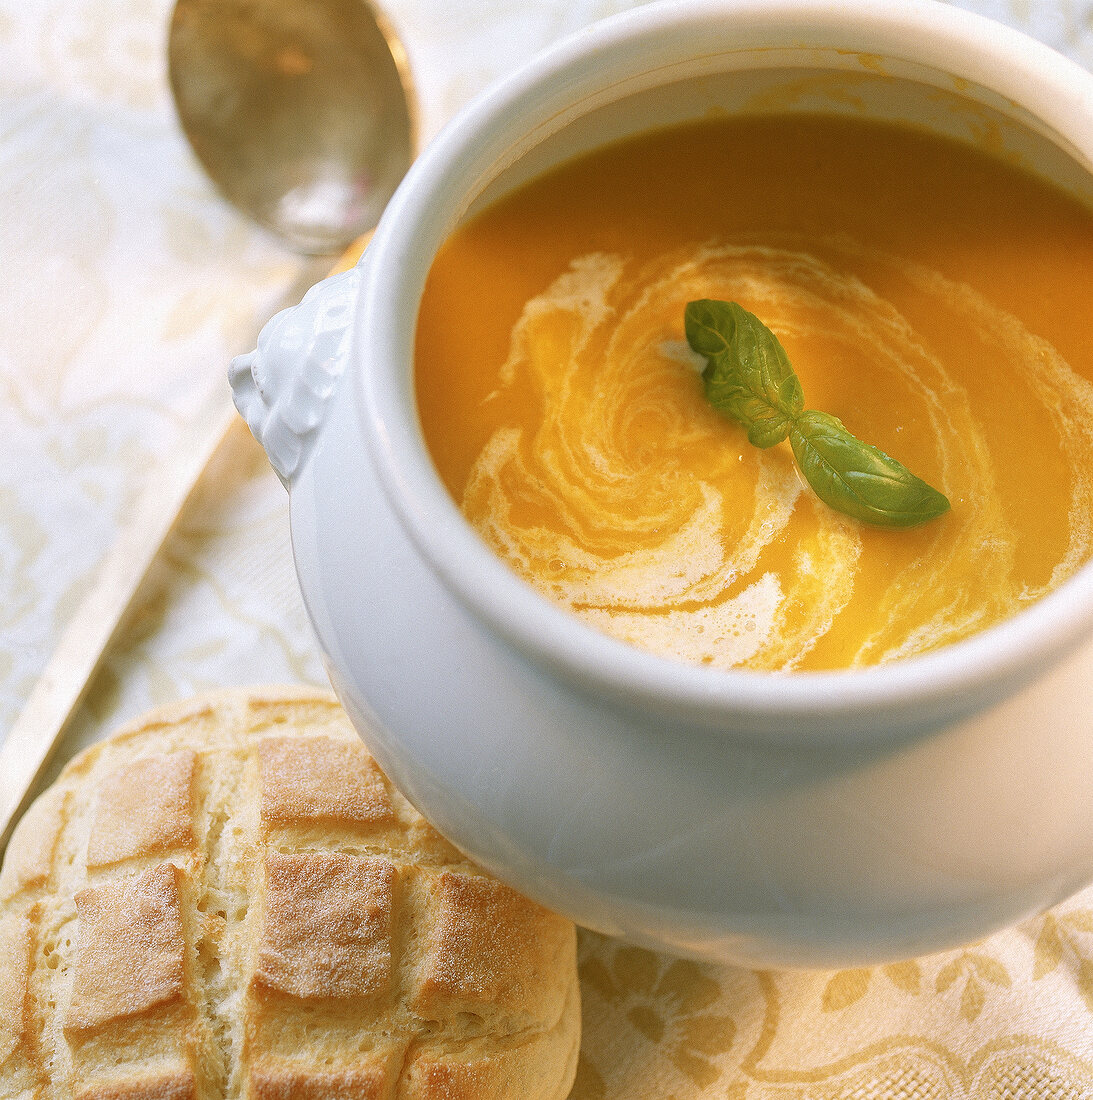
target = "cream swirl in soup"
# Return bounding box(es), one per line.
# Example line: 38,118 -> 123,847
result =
415,116 -> 1093,671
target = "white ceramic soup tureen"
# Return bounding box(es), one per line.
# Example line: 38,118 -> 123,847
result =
230,0 -> 1093,967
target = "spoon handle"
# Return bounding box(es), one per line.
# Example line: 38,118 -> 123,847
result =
0,402 -> 240,856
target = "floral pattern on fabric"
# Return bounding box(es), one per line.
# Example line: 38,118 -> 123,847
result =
5,1 -> 1093,1096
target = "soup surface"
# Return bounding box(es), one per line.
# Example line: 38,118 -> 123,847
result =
415,115 -> 1093,671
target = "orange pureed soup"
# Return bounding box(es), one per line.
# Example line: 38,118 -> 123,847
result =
415,115 -> 1093,671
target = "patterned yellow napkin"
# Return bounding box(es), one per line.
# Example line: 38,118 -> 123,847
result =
572,903 -> 1093,1097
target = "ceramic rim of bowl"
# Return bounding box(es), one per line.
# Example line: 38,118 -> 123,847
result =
358,0 -> 1093,743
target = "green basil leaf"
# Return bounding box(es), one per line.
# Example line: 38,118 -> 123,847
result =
684,298 -> 737,359
789,410 -> 951,528
686,298 -> 949,528
685,299 -> 803,448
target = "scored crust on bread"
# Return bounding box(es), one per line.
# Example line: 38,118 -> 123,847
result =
0,687 -> 580,1100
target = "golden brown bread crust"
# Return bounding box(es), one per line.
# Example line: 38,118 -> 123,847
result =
74,1070 -> 197,1100
66,863 -> 188,1032
0,687 -> 580,1100
86,752 -> 198,869
254,852 -> 397,1001
0,912 -> 32,1065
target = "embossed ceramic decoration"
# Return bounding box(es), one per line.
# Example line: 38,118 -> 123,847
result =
231,0 -> 1093,967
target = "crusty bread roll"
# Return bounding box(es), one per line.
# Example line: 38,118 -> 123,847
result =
0,687 -> 580,1100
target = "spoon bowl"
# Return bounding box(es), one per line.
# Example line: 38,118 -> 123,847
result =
168,0 -> 416,254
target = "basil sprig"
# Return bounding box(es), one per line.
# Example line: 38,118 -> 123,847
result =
685,299 -> 950,528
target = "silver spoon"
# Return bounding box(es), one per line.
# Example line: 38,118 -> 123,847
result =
168,0 -> 417,254
0,0 -> 418,855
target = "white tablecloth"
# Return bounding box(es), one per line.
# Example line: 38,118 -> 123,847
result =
5,2 -> 1093,1097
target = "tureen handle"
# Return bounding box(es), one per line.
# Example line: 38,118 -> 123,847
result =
229,263 -> 363,488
